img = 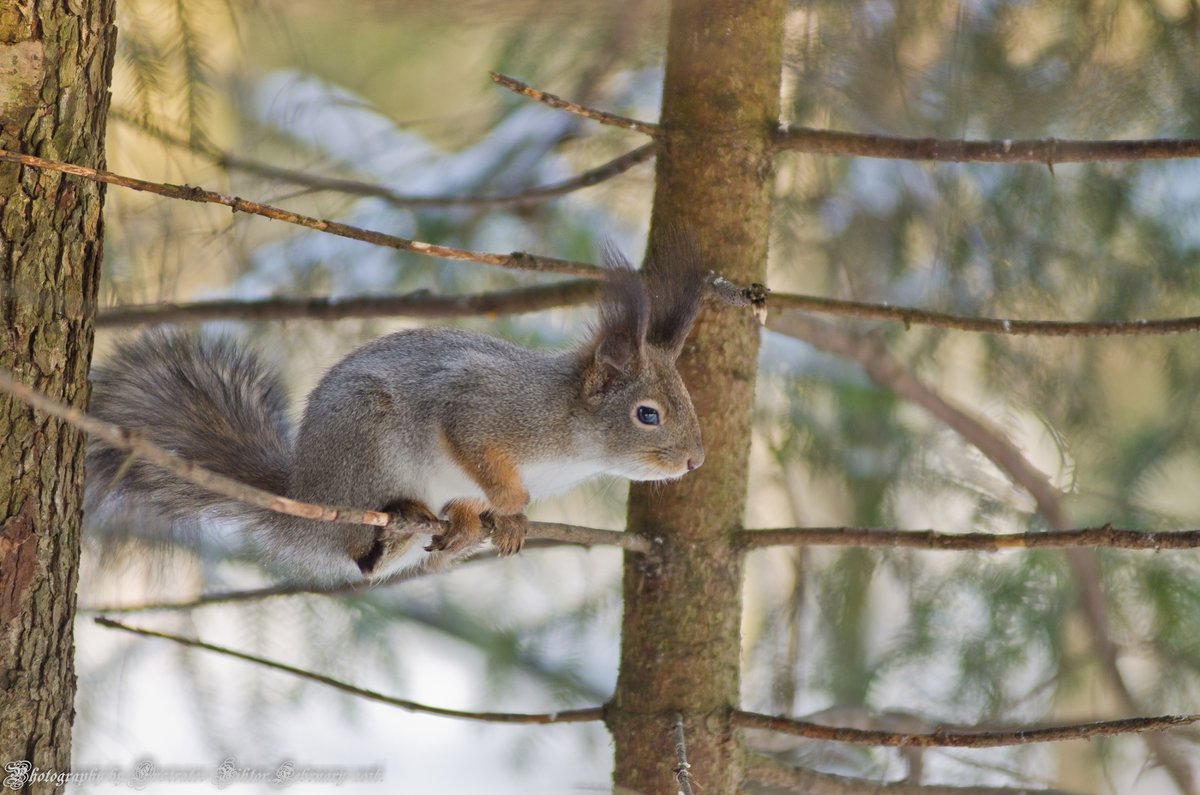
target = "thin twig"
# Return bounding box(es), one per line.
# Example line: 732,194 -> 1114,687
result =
112,111 -> 656,209
0,148 -> 599,278
97,280 -> 601,327
770,292 -> 1200,337
83,580 -> 375,614
77,542 -> 521,614
737,525 -> 1200,552
490,73 -> 660,138
731,709 -> 1200,748
774,127 -> 1200,162
80,529 -> 649,615
742,752 -> 1082,795
673,713 -> 696,795
470,141 -> 656,207
0,368 -> 652,556
94,617 -> 604,725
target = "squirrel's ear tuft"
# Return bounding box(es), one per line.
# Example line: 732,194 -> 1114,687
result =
583,244 -> 649,396
643,230 -> 705,359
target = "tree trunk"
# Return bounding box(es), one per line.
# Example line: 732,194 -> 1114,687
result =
0,0 -> 116,788
607,1 -> 785,792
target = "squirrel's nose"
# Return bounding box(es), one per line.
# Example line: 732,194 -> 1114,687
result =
687,452 -> 704,472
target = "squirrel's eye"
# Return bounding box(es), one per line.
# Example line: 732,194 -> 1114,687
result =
636,405 -> 661,426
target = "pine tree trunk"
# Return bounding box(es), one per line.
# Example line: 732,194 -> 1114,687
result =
0,1 -> 116,788
607,1 -> 785,792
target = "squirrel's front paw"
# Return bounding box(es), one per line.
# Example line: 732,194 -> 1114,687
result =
483,512 -> 527,556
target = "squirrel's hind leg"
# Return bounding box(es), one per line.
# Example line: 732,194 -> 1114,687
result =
381,497 -> 439,525
356,497 -> 440,577
426,498 -> 488,555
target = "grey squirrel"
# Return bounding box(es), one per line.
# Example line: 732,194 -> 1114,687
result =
85,243 -> 706,582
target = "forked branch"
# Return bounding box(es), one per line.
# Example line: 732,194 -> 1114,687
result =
768,313 -> 1198,792
0,149 -> 599,278
112,110 -> 656,209
8,146 -> 1200,338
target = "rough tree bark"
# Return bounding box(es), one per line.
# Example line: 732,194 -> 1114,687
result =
607,0 -> 786,792
0,0 -> 116,787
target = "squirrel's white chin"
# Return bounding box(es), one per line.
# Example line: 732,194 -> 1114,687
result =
620,463 -> 690,482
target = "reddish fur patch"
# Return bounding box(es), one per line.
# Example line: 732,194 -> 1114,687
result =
0,498 -> 38,622
440,432 -> 530,516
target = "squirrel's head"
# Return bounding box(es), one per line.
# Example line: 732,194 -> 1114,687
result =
578,238 -> 705,482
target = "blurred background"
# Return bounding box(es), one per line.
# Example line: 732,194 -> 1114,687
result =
77,1 -> 1200,792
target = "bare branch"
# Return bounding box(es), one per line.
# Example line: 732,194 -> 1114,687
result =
528,521 -> 650,552
774,126 -> 1200,163
23,140 -> 1194,339
490,72 -> 660,138
90,275 -> 1200,336
94,617 -> 603,725
97,280 -> 601,328
94,275 -> 767,328
738,525 -> 1200,552
768,314 -> 1198,792
731,709 -> 1200,748
673,713 -> 696,795
770,292 -> 1200,337
0,148 -> 600,278
743,752 -> 1081,795
0,369 -> 651,558
111,111 -> 656,209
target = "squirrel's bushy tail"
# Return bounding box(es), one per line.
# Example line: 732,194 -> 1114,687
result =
87,330 -> 293,524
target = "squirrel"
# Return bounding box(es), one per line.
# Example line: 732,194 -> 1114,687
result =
85,242 -> 706,582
